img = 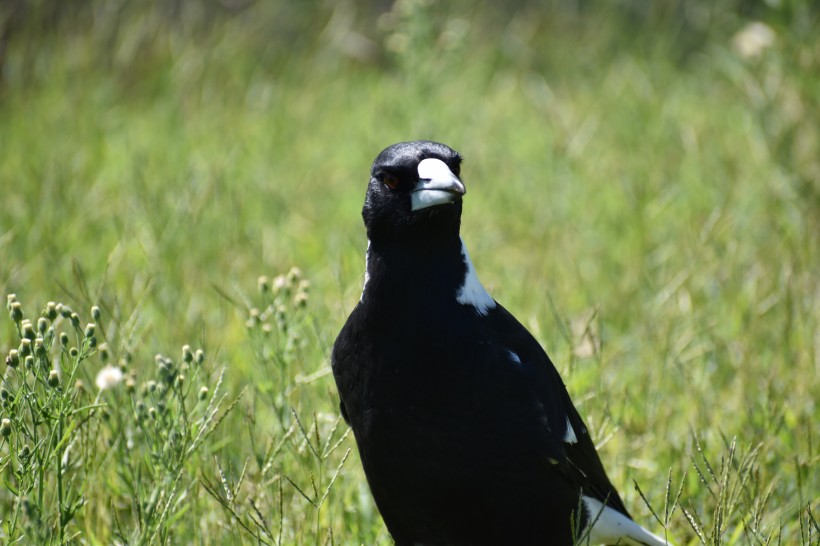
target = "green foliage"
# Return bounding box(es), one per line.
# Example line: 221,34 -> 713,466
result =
1,295 -> 237,544
1,1 -> 818,544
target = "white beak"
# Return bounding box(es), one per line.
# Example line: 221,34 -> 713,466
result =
411,158 -> 466,211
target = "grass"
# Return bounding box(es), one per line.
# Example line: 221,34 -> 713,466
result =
0,1 -> 818,544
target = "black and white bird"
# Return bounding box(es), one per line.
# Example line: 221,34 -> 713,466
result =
332,141 -> 670,546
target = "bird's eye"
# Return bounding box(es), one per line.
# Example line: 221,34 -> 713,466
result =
382,173 -> 400,190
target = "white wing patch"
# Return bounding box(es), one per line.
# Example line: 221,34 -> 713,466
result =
563,417 -> 578,444
456,239 -> 496,316
581,496 -> 671,546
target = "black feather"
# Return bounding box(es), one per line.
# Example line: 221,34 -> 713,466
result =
332,141 -> 659,546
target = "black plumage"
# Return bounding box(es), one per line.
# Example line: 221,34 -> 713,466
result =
332,141 -> 669,546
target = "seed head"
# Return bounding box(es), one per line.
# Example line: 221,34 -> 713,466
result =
287,267 -> 302,285
45,302 -> 58,320
198,386 -> 209,401
1,418 -> 11,437
19,444 -> 31,460
156,401 -> 166,414
59,332 -> 69,346
88,336 -> 97,349
147,380 -> 157,393
99,343 -> 109,362
158,357 -> 173,375
136,400 -> 146,414
59,304 -> 72,318
294,292 -> 308,308
273,274 -> 289,295
10,301 -> 23,322
21,320 -> 35,340
148,406 -> 157,419
74,379 -> 86,392
69,347 -> 79,358
6,349 -> 19,368
48,370 -> 60,388
0,388 -> 9,400
69,313 -> 80,328
6,294 -> 17,309
95,365 -> 123,390
248,308 -> 261,327
125,377 -> 136,393
258,275 -> 270,293
19,339 -> 32,357
84,323 -> 96,338
24,356 -> 34,370
34,338 -> 46,357
182,345 -> 193,363
91,306 -> 101,321
37,317 -> 48,334
195,349 -> 205,365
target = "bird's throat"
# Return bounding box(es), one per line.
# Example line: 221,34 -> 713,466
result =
360,236 -> 496,317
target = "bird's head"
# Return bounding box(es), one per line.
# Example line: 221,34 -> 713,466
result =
362,141 -> 465,244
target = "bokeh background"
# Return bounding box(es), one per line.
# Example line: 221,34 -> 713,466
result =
0,1 -> 818,544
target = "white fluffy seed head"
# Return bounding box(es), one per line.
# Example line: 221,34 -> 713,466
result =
95,365 -> 124,391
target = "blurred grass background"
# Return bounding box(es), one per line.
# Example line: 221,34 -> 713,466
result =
0,0 -> 818,544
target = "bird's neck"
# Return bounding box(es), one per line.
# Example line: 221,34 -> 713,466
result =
360,235 -> 496,317
365,235 -> 464,299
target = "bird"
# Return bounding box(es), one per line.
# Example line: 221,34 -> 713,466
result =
331,140 -> 671,546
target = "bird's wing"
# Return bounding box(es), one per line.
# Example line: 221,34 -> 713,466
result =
489,303 -> 631,518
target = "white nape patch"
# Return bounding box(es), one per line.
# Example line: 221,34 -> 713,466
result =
411,158 -> 466,211
582,496 -> 671,546
456,239 -> 496,316
563,417 -> 578,445
360,240 -> 371,302
507,349 -> 522,365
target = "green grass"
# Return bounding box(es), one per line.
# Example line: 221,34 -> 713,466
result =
1,1 -> 818,544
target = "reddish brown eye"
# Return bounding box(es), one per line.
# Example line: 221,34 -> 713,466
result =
382,173 -> 400,190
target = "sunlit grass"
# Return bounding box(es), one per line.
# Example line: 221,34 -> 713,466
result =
1,1 -> 817,544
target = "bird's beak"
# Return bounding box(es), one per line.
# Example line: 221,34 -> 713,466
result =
411,158 -> 466,211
